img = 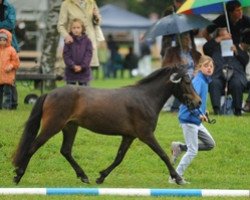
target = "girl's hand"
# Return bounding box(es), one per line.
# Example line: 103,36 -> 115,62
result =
74,65 -> 82,72
199,114 -> 208,122
5,66 -> 12,72
64,35 -> 73,44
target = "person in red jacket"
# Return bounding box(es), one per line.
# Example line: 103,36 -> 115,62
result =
0,29 -> 20,109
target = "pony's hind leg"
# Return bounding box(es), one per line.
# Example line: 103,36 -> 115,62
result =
139,133 -> 183,185
61,122 -> 89,184
96,136 -> 135,184
14,126 -> 62,184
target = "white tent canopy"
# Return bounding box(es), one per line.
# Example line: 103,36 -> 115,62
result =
100,4 -> 153,54
100,4 -> 153,30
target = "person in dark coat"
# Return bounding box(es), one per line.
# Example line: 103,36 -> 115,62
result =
63,18 -> 93,85
240,29 -> 250,112
106,34 -> 118,78
138,40 -> 152,77
203,27 -> 249,116
122,46 -> 139,78
202,0 -> 250,45
160,0 -> 196,58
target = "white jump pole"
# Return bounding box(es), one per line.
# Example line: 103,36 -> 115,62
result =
0,188 -> 249,197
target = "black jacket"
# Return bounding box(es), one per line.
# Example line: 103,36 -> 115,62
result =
203,39 -> 249,86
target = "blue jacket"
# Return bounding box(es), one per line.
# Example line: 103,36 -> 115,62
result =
0,0 -> 19,52
178,71 -> 211,125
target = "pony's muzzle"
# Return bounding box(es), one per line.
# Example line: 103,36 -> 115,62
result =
184,95 -> 201,110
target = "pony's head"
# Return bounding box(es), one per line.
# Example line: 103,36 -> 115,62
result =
169,66 -> 201,110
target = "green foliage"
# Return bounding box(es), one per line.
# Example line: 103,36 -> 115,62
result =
96,0 -> 172,17
127,0 -> 172,17
0,77 -> 249,200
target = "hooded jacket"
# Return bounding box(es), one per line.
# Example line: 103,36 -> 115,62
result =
0,29 -> 20,85
63,33 -> 93,83
0,0 -> 19,52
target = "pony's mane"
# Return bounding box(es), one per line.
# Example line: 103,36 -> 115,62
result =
136,65 -> 186,85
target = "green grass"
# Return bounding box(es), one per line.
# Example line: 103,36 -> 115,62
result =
0,76 -> 249,200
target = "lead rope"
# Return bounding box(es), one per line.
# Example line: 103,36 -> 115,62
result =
190,108 -> 216,124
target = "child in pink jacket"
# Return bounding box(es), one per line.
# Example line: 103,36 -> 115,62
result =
0,29 -> 20,109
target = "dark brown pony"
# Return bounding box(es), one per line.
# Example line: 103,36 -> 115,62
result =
12,66 -> 201,185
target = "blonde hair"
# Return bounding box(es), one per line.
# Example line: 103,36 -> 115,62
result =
195,55 -> 214,73
69,18 -> 86,34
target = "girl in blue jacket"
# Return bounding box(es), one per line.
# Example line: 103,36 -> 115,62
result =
170,55 -> 216,184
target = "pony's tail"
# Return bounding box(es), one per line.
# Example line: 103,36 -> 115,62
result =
12,94 -> 47,167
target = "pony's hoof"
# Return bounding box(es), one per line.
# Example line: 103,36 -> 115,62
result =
96,177 -> 104,184
80,177 -> 90,184
13,168 -> 24,184
13,176 -> 21,185
175,176 -> 184,185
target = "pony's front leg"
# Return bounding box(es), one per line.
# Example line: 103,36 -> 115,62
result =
139,134 -> 183,185
61,124 -> 89,184
96,136 -> 135,184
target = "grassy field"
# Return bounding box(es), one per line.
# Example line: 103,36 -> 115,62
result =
0,76 -> 249,200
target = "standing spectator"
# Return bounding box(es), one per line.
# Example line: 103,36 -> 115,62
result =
202,0 -> 250,44
97,41 -> 110,80
0,0 -> 19,109
58,0 -> 104,73
15,20 -> 27,49
123,46 -> 139,78
169,55 -> 215,184
203,27 -> 249,116
162,32 -> 201,78
63,18 -> 93,86
0,29 -> 20,109
0,0 -> 19,51
111,46 -> 123,79
162,32 -> 201,112
106,34 -> 118,78
160,0 -> 187,58
138,40 -> 152,77
239,30 -> 250,112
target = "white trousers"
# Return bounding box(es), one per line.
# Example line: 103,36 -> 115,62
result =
176,123 -> 215,177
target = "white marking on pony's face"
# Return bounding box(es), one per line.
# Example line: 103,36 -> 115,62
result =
170,73 -> 182,83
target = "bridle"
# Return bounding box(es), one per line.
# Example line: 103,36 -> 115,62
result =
192,108 -> 216,124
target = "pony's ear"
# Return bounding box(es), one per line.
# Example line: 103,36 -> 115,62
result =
170,73 -> 182,83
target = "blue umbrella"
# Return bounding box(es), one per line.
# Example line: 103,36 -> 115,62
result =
145,13 -> 213,39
